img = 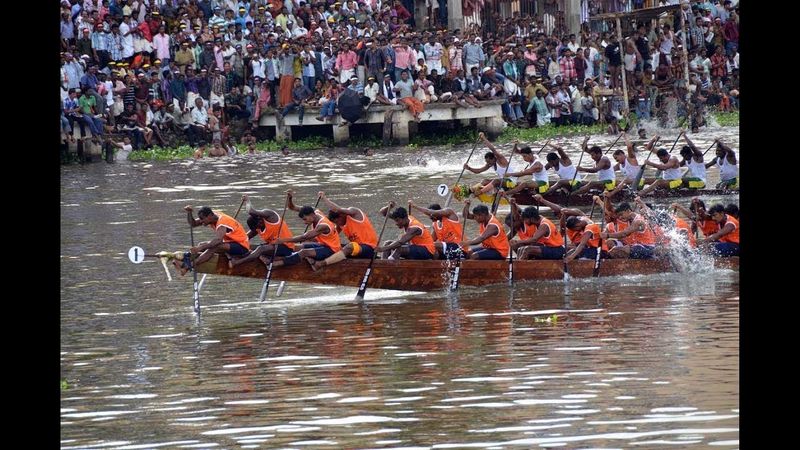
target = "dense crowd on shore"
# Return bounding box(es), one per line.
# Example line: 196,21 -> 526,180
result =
60,0 -> 739,159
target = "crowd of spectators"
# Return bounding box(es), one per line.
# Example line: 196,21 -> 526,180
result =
60,0 -> 739,156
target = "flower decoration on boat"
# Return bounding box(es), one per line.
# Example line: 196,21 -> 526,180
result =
452,183 -> 471,201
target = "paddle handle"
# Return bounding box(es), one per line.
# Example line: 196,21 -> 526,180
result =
593,200 -> 606,277
260,194 -> 290,303
536,139 -> 551,155
562,140 -> 588,280
188,210 -> 200,314
355,201 -> 393,300
450,206 -> 470,292
233,197 -> 246,220
444,136 -> 482,208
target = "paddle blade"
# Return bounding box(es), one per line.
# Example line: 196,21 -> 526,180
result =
355,268 -> 372,300
258,279 -> 269,302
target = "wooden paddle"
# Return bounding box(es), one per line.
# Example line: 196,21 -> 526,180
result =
450,207 -> 470,292
507,201 -> 515,286
561,137 -> 588,281
232,196 -> 246,220
258,193 -> 290,303
444,134 -> 483,208
603,132 -> 625,154
702,139 -> 719,156
536,139 -> 552,155
355,201 -> 394,301
593,196 -> 606,277
187,208 -> 200,314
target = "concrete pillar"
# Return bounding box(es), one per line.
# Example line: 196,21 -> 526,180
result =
447,0 -> 463,31
393,119 -> 410,145
484,117 -> 505,139
564,0 -> 582,35
332,122 -> 350,145
275,115 -> 291,143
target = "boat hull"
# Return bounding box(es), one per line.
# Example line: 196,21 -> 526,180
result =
195,255 -> 739,292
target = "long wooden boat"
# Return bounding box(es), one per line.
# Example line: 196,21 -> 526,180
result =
476,187 -> 737,207
194,254 -> 739,292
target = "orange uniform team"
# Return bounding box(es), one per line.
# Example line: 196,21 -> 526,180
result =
175,189 -> 738,275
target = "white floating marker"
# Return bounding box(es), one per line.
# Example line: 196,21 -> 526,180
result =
437,184 -> 449,197
128,246 -> 146,264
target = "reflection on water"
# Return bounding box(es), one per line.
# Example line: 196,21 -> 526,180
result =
62,129 -> 739,448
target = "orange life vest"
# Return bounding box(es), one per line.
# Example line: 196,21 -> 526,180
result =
530,217 -> 564,247
432,216 -> 463,244
698,217 -> 720,238
212,211 -> 251,250
719,214 -> 739,244
615,214 -> 656,246
257,217 -> 296,250
479,214 -> 510,258
517,221 -> 536,241
566,220 -> 608,251
340,208 -> 378,247
407,215 -> 437,255
313,211 -> 343,252
674,216 -> 697,248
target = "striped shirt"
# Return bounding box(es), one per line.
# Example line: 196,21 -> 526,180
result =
91,31 -> 109,52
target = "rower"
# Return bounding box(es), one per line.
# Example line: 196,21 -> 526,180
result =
671,198 -> 720,238
176,205 -> 251,274
608,133 -> 660,196
408,200 -> 464,259
599,202 -> 657,259
639,148 -> 682,197
543,141 -> 584,194
498,144 -> 551,197
520,194 -> 588,259
375,205 -> 436,260
461,201 -> 510,260
229,194 -> 296,269
268,190 -> 342,268
311,191 -> 379,271
574,140 -> 617,195
634,197 -> 696,250
564,215 -> 609,262
705,139 -> 738,189
505,197 -> 535,256
463,132 -> 517,195
699,204 -> 739,256
677,133 -> 707,189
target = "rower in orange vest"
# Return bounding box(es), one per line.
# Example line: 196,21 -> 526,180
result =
270,190 -> 343,268
599,202 -> 657,259
699,204 -> 739,257
408,200 -> 465,259
505,197 -> 564,260
375,204 -> 437,260
176,205 -> 251,275
460,201 -> 510,260
565,216 -> 609,262
312,191 -> 379,271
229,194 -> 296,269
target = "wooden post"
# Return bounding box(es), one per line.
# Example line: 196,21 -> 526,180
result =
616,17 -> 630,118
679,10 -> 691,103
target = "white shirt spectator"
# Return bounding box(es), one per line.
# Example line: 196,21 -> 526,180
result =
191,106 -> 209,126
120,22 -> 135,58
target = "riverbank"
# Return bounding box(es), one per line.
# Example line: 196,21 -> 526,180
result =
126,111 -> 738,162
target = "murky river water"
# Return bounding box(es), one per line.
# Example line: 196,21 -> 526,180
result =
62,128 -> 739,449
